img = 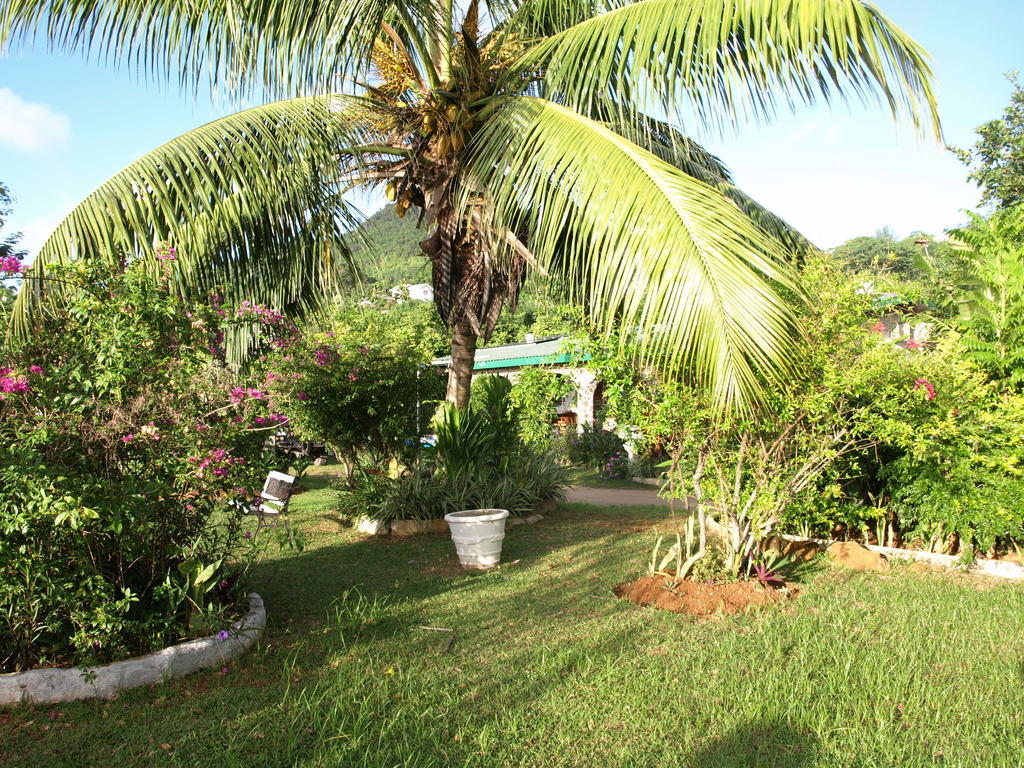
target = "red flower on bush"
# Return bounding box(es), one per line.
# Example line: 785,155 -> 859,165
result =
913,378 -> 936,400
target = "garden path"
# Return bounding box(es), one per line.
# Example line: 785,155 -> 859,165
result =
566,485 -> 694,508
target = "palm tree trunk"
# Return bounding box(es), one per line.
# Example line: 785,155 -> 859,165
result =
446,320 -> 477,408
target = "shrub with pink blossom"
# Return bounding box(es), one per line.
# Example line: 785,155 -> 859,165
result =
262,307 -> 445,475
0,260 -> 288,672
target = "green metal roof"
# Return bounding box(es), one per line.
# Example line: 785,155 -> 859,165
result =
432,335 -> 584,371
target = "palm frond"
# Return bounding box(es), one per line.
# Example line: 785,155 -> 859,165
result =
8,96 -> 382,357
514,0 -> 941,137
0,0 -> 438,99
488,0 -> 613,39
605,111 -> 811,253
465,96 -> 803,408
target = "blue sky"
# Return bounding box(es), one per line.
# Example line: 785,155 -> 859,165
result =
1,0 -> 1022,257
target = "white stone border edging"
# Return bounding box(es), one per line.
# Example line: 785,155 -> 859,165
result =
0,593 -> 266,707
780,535 -> 1024,580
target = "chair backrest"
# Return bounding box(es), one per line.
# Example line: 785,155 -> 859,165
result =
262,471 -> 296,502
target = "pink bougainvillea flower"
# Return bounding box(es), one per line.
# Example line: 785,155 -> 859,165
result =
0,376 -> 29,393
913,378 -> 936,400
0,256 -> 24,275
28,365 -> 43,375
312,344 -> 339,367
904,338 -> 923,350
120,433 -> 135,443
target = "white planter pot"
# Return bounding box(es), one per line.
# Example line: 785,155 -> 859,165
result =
444,509 -> 510,569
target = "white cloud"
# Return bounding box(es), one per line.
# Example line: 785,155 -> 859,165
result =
16,202 -> 76,258
0,88 -> 71,152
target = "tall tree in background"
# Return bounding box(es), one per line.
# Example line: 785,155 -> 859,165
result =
0,181 -> 26,314
919,206 -> 1024,389
1,0 -> 940,408
0,181 -> 25,263
831,226 -> 954,279
952,71 -> 1024,211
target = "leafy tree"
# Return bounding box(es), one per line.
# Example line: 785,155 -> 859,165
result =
0,182 -> 25,318
832,227 -> 920,276
263,305 -> 446,474
831,227 -> 954,278
951,72 -> 1024,210
918,206 -> 1024,388
0,181 -> 25,263
3,0 -> 939,409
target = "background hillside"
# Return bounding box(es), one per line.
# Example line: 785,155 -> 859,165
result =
351,204 -> 431,288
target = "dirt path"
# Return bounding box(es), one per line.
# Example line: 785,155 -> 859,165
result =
566,486 -> 695,508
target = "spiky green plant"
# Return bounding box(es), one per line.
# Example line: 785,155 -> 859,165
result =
1,0 -> 940,406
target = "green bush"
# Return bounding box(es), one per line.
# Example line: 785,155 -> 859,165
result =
263,305 -> 445,473
842,337 -> 1024,551
0,261 -> 283,672
507,367 -> 573,447
344,375 -> 570,522
341,451 -> 569,523
555,422 -> 627,470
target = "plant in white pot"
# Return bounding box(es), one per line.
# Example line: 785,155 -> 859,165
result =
444,509 -> 510,569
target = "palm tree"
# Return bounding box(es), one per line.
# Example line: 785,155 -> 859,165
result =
1,0 -> 939,408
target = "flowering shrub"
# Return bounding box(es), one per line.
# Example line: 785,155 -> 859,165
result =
0,255 -> 23,275
555,423 -> 628,471
599,450 -> 632,480
0,260 -> 285,672
585,254 -> 1024,573
262,306 -> 445,473
841,336 -> 1024,552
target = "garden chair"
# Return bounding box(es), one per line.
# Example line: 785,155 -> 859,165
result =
247,470 -> 296,545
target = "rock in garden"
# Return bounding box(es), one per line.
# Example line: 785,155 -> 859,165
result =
390,520 -> 430,536
355,517 -> 389,536
828,541 -> 890,572
763,536 -> 821,562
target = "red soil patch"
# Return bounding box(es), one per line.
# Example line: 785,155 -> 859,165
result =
613,575 -> 796,617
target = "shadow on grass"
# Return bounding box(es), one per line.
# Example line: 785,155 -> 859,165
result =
0,501 -> 795,767
690,719 -> 819,768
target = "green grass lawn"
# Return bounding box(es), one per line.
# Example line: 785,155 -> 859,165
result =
3,469 -> 1023,767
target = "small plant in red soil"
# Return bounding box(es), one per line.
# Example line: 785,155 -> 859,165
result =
751,562 -> 786,589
